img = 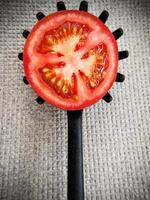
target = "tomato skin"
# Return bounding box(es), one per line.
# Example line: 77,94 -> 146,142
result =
23,10 -> 118,110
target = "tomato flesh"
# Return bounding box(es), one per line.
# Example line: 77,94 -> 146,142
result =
23,10 -> 118,110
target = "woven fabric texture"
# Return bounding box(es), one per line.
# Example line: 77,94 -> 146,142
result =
0,0 -> 150,199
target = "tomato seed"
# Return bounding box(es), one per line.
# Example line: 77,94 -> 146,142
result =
72,26 -> 77,35
42,67 -> 50,73
43,71 -> 55,81
72,95 -> 79,101
102,71 -> 107,79
50,76 -> 57,84
89,79 -> 97,88
47,37 -> 54,45
56,79 -> 63,88
78,28 -> 83,35
62,84 -> 69,94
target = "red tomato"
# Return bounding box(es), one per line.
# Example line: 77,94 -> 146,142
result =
23,10 -> 118,110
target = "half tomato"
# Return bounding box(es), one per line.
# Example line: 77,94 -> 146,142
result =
23,10 -> 118,110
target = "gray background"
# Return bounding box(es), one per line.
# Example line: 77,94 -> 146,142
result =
0,0 -> 150,199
